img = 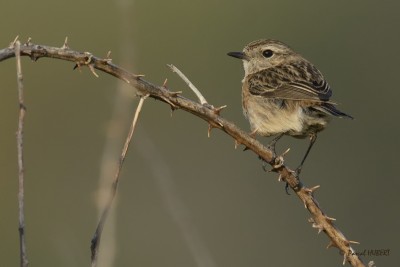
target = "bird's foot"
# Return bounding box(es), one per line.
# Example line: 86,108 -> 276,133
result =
262,147 -> 290,172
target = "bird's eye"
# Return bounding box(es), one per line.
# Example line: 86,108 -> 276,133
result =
262,49 -> 274,58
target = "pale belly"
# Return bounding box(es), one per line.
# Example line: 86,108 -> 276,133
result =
243,95 -> 328,138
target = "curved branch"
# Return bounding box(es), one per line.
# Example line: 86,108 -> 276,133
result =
0,40 -> 365,267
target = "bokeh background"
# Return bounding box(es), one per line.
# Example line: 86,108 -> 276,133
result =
0,0 -> 399,266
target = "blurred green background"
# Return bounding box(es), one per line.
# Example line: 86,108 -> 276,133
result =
0,0 -> 399,266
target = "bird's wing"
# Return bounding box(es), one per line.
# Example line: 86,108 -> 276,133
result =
247,63 -> 332,102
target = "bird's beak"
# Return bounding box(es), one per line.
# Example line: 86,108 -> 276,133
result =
227,51 -> 249,61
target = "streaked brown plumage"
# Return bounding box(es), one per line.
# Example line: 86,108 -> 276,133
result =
228,39 -> 352,173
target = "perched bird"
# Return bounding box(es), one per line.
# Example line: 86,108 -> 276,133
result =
228,39 -> 352,174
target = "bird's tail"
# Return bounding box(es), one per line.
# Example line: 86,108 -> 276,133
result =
316,103 -> 354,119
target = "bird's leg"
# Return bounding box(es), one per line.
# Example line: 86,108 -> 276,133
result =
261,133 -> 285,171
295,133 -> 317,176
267,133 -> 284,156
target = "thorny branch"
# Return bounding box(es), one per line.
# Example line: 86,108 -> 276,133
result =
0,39 -> 365,267
13,39 -> 29,267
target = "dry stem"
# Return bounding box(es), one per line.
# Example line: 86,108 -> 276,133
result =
90,96 -> 147,267
14,40 -> 29,267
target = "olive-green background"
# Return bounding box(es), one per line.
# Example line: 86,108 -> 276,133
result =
0,1 -> 398,266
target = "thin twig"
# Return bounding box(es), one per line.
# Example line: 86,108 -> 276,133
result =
0,42 -> 365,267
14,40 -> 29,267
167,64 -> 208,105
90,96 -> 147,267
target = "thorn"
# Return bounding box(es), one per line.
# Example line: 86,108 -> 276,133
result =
61,36 -> 69,49
160,96 -> 177,109
207,124 -> 214,137
9,35 -> 19,48
305,185 -> 321,194
325,215 -> 336,222
303,200 -> 307,209
326,241 -> 337,249
309,218 -> 324,234
278,173 -> 283,181
73,63 -> 82,72
212,105 -> 227,115
162,78 -> 168,87
343,251 -> 348,265
248,128 -> 258,138
135,74 -> 145,78
24,37 -> 32,46
169,90 -> 182,97
234,140 -> 240,149
344,240 -> 360,246
100,51 -> 112,64
88,64 -> 99,78
118,76 -> 130,84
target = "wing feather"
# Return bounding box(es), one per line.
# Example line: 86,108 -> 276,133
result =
247,62 -> 333,102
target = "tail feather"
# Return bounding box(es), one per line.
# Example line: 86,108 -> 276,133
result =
316,103 -> 354,119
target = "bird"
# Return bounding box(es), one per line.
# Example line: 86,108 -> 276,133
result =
227,39 -> 353,174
